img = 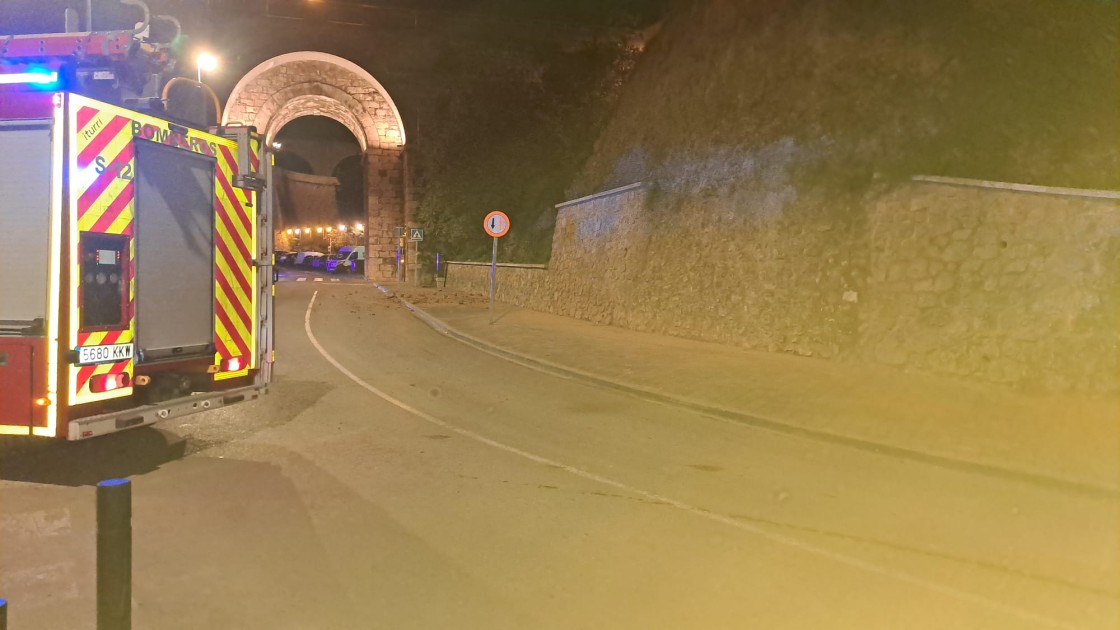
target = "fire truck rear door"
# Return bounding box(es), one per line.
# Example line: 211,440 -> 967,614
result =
133,141 -> 216,361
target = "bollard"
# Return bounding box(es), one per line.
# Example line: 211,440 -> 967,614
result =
1,597 -> 8,630
97,479 -> 131,630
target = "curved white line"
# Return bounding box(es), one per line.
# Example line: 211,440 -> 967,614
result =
304,291 -> 1076,630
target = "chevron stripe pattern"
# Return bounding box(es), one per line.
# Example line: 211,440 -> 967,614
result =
67,95 -> 257,404
213,143 -> 256,380
69,103 -> 136,404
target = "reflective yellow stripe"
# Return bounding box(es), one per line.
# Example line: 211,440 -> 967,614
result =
75,130 -> 132,232
45,95 -> 65,436
0,426 -> 32,436
106,206 -> 133,236
213,368 -> 249,381
212,148 -> 256,369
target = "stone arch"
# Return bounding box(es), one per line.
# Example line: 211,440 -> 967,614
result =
224,51 -> 410,280
223,51 -> 405,148
260,88 -> 368,151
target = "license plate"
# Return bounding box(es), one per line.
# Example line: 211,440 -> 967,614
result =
77,343 -> 134,365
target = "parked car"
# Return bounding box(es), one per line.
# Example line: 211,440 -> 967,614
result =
276,251 -> 296,266
301,253 -> 327,269
327,246 -> 366,274
295,251 -> 324,266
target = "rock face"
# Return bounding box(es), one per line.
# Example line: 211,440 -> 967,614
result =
572,0 -> 1118,197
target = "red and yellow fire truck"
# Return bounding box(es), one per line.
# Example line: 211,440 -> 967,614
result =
0,2 -> 274,439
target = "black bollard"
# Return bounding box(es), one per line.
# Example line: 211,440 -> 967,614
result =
1,597 -> 7,630
97,479 -> 131,630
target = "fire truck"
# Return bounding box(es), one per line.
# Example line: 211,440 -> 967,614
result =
0,1 -> 275,439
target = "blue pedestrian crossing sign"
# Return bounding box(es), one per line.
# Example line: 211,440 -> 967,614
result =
409,228 -> 424,241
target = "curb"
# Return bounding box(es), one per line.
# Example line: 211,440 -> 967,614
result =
375,284 -> 1118,499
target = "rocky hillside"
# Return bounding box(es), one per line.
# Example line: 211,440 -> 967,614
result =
574,0 -> 1119,199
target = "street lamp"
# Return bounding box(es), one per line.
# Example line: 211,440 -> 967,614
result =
196,52 -> 218,83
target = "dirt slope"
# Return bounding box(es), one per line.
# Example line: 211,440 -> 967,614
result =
574,0 -> 1119,198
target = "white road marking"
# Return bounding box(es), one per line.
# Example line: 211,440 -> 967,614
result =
296,277 -> 307,282
304,291 -> 1074,630
314,277 -> 323,282
331,278 -> 340,282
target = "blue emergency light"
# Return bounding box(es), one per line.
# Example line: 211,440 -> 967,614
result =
0,70 -> 59,85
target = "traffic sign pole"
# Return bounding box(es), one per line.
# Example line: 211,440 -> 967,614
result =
397,233 -> 404,283
489,236 -> 497,324
483,211 -> 510,324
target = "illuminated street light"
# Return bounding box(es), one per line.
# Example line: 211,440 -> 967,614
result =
355,223 -> 364,232
286,229 -> 293,235
196,51 -> 218,83
326,227 -> 333,233
294,228 -> 301,235
316,227 -> 324,234
339,224 -> 347,232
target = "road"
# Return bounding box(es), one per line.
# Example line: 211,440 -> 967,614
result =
1,278 -> 1117,629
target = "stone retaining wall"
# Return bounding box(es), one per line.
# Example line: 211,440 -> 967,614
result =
863,180 -> 1120,393
444,262 -> 550,308
446,179 -> 1120,394
275,171 -> 340,251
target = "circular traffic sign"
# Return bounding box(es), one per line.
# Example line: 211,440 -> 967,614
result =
484,211 -> 510,238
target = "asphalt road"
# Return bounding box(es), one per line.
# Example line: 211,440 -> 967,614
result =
1,281 -> 1117,629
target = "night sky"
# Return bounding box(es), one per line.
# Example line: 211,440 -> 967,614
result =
1,0 -> 668,34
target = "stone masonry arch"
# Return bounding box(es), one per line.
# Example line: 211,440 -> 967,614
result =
260,87 -> 368,151
224,51 -> 409,280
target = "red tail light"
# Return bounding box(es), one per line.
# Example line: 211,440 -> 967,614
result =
223,356 -> 244,372
90,373 -> 130,393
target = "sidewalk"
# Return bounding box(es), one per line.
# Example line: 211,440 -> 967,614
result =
383,285 -> 1119,495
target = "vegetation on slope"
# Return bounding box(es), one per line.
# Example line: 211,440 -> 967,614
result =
574,0 -> 1119,203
